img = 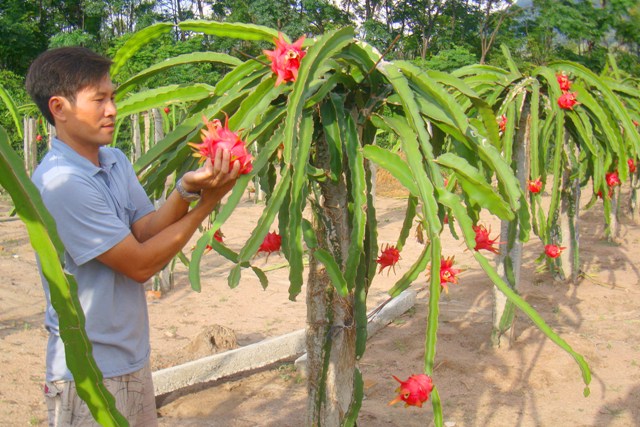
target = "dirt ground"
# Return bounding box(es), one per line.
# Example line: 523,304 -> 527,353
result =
1,178 -> 639,426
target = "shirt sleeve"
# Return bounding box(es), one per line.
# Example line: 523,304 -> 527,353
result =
118,149 -> 155,224
40,173 -> 131,266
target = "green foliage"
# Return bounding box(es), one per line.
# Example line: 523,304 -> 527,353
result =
111,33 -> 225,88
300,0 -> 352,33
49,30 -> 98,49
415,46 -> 479,73
432,1 -> 484,53
0,70 -> 30,150
210,0 -> 335,38
360,19 -> 398,57
1,0 -> 636,82
507,0 -> 638,72
0,1 -> 48,74
616,51 -> 640,76
0,84 -> 23,142
554,44 -> 608,73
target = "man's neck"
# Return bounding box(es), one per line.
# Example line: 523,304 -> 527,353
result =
54,128 -> 101,166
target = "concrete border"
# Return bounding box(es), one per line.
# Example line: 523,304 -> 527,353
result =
294,289 -> 417,375
153,289 -> 417,396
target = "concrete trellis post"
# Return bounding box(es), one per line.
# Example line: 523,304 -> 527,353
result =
152,108 -> 164,144
23,117 -> 38,175
47,122 -> 56,150
143,111 -> 151,154
493,102 -> 530,347
149,108 -> 174,293
131,113 -> 141,162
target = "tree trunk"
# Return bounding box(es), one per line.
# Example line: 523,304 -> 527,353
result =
421,35 -> 429,60
559,138 -> 581,282
569,178 -> 581,281
558,168 -> 571,281
364,0 -> 373,21
607,187 -> 620,241
492,102 -> 530,347
479,4 -> 509,64
306,260 -> 356,426
629,167 -> 639,222
252,142 -> 263,203
306,135 -> 356,426
195,0 -> 205,19
492,220 -> 517,347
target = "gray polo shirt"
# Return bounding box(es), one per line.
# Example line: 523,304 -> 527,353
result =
32,138 -> 155,381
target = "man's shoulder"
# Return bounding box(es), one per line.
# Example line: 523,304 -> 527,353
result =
32,151 -> 83,186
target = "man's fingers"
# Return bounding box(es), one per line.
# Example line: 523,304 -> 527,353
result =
214,148 -> 232,174
230,159 -> 241,179
212,147 -> 224,172
200,157 -> 214,177
223,149 -> 232,174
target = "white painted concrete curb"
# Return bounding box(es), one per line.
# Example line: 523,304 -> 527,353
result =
153,289 -> 417,396
294,289 -> 417,376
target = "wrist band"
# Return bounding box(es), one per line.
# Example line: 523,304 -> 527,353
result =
176,178 -> 201,202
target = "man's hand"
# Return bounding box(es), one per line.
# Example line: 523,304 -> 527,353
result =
129,148 -> 240,244
104,148 -> 242,282
181,148 -> 241,194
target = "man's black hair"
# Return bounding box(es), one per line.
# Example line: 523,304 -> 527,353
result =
25,47 -> 112,126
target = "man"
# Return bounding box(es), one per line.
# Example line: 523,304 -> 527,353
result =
27,46 -> 239,426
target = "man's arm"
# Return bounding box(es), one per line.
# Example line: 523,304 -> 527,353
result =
131,149 -> 234,243
98,149 -> 240,283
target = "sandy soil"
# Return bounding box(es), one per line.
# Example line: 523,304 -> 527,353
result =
1,181 -> 639,426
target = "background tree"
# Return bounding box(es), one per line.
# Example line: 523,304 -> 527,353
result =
4,0 -> 637,79
606,0 -> 640,75
506,0 -> 639,73
0,0 -> 49,74
476,0 -> 518,63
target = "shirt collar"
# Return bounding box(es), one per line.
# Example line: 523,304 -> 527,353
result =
51,138 -> 117,176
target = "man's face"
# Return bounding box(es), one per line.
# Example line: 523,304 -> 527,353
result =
62,74 -> 117,148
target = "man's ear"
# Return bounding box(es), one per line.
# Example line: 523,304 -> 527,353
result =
49,96 -> 67,123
